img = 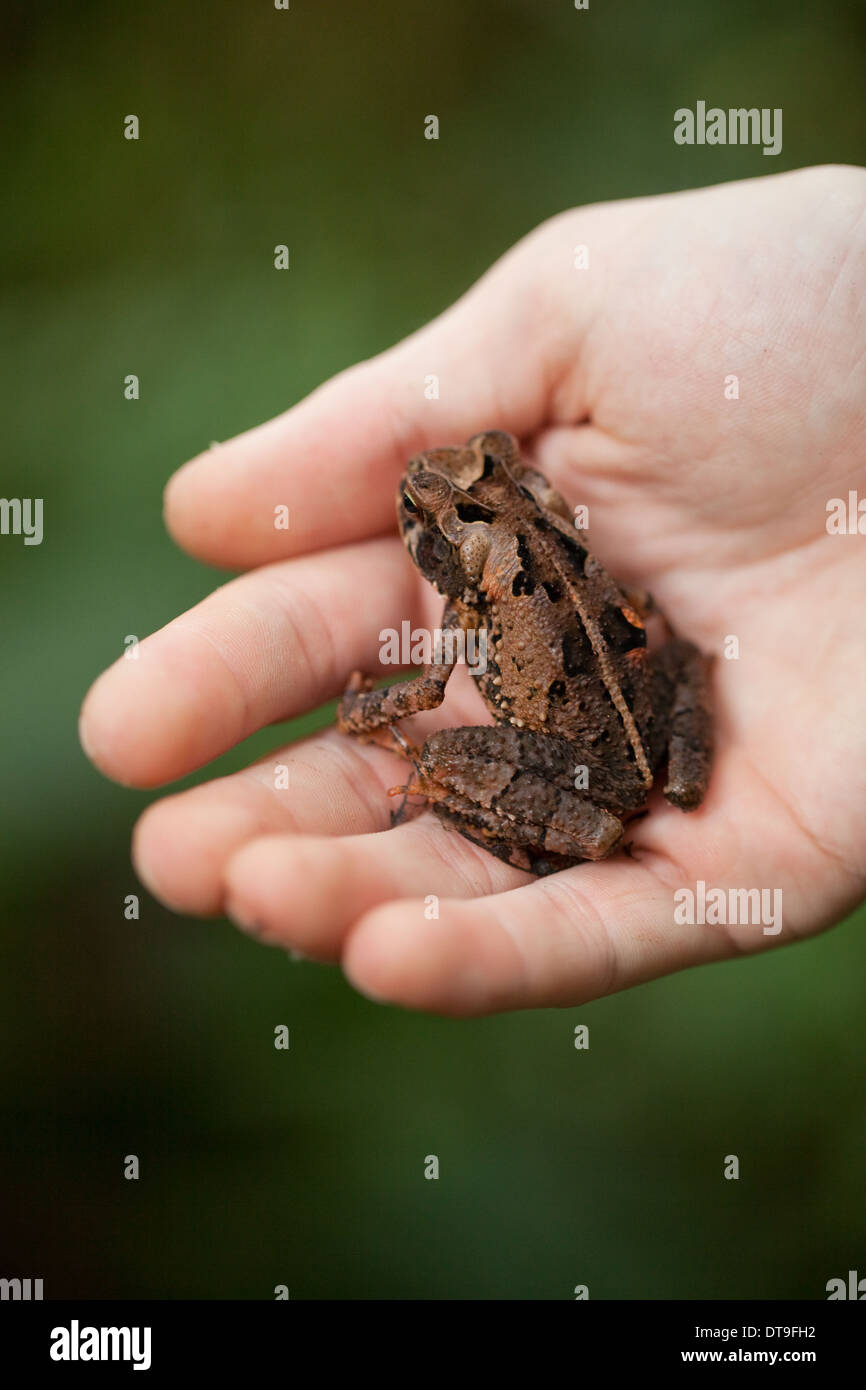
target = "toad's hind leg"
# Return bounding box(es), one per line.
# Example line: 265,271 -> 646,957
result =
432,803 -> 581,876
651,638 -> 714,811
414,726 -> 625,873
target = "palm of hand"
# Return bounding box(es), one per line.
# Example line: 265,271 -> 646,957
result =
80,166 -> 866,1014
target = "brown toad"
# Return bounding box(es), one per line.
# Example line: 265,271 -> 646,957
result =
338,430 -> 713,875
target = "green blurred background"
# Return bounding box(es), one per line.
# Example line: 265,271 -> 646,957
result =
2,0 -> 864,1299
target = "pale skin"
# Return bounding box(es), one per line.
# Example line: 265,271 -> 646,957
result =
79,165 -> 866,1016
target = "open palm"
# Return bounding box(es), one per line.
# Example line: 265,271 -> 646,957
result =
80,164 -> 866,1015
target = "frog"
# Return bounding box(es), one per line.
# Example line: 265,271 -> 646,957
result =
337,429 -> 713,875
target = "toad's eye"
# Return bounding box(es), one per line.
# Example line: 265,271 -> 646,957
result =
402,493 -> 419,515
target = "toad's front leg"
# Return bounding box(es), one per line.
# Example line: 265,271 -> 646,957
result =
411,726 -> 625,876
337,602 -> 463,744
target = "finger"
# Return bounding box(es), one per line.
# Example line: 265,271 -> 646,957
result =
341,860 -> 737,1016
531,424 -> 719,586
222,817 -> 526,962
130,649 -> 500,915
132,728 -> 411,916
79,538 -> 414,787
164,235 -> 571,570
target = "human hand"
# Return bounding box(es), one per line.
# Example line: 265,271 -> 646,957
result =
79,164 -> 866,1015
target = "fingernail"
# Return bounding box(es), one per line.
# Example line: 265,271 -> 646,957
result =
225,899 -> 266,938
344,971 -> 389,1005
